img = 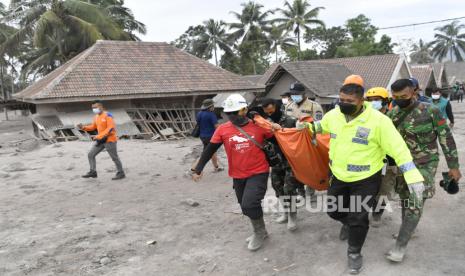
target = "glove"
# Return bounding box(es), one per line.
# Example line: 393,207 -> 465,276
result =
407,182 -> 425,208
296,121 -> 311,130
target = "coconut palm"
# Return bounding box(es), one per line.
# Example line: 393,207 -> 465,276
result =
266,25 -> 296,63
228,1 -> 273,45
410,39 -> 433,64
274,0 -> 324,59
91,0 -> 147,40
429,20 -> 465,62
201,19 -> 232,66
1,0 -> 143,77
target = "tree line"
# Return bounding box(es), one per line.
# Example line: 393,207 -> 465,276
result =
172,0 -> 465,75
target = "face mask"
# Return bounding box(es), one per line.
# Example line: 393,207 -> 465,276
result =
371,100 -> 383,111
432,94 -> 441,100
227,114 -> 249,126
282,98 -> 289,105
92,108 -> 101,114
394,98 -> 412,109
339,102 -> 358,115
290,95 -> 303,103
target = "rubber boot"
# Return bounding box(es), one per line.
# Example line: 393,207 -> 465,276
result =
82,170 -> 97,178
287,211 -> 297,231
348,253 -> 363,274
275,198 -> 288,224
339,224 -> 349,241
247,217 -> 268,251
386,211 -> 420,262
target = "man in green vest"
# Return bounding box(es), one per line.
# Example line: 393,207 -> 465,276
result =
431,89 -> 455,128
299,75 -> 424,274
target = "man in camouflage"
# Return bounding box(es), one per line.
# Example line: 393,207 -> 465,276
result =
386,79 -> 462,262
260,95 -> 307,231
285,82 -> 324,203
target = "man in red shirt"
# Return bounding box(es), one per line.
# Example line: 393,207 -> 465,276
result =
193,94 -> 276,251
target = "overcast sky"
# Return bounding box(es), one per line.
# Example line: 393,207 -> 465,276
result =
2,0 -> 464,54
122,0 -> 465,53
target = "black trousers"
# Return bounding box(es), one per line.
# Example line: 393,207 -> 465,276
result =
327,171 -> 381,254
233,173 -> 269,220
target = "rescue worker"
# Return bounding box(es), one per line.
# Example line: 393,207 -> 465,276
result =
280,92 -> 292,112
299,75 -> 425,274
77,100 -> 125,180
431,89 -> 455,128
364,87 -> 396,226
410,78 -> 431,103
286,82 -> 324,202
386,79 -> 461,262
192,94 -> 279,251
260,97 -> 301,231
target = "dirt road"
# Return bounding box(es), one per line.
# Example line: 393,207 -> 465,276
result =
0,103 -> 464,275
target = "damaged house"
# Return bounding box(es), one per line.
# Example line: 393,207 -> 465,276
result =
14,40 -> 264,141
258,54 -> 412,109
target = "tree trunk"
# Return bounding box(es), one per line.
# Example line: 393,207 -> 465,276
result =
297,28 -> 301,61
0,62 -> 8,121
214,46 -> 218,66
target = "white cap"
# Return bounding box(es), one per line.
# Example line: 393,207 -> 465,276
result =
222,94 -> 248,112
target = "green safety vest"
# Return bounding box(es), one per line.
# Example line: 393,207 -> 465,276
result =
315,102 -> 424,184
432,97 -> 448,120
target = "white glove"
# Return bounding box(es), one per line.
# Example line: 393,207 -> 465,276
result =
408,182 -> 425,204
296,121 -> 310,130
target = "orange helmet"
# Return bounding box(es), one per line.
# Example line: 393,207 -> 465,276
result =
343,75 -> 364,87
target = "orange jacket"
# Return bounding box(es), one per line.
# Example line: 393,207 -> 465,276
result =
82,112 -> 117,143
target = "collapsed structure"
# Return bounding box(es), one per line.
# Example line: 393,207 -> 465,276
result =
13,40 -> 264,141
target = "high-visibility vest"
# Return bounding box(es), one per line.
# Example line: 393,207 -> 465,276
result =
315,102 -> 424,184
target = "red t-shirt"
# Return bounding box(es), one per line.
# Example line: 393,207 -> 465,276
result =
211,121 -> 273,179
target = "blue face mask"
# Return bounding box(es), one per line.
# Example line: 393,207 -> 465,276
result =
371,100 -> 383,110
291,95 -> 303,103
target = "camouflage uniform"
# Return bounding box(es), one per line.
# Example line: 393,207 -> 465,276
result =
285,98 -> 324,198
387,101 -> 459,245
270,114 -> 303,201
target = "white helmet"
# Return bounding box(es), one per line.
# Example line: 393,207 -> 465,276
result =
222,94 -> 248,112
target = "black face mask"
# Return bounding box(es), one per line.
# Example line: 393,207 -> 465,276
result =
339,102 -> 358,115
395,98 -> 412,109
227,114 -> 249,126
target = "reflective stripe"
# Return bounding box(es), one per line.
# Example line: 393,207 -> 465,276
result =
398,161 -> 416,173
347,164 -> 371,172
352,137 -> 368,145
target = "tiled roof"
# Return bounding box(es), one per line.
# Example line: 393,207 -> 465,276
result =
430,63 -> 444,83
444,62 -> 465,84
410,64 -> 436,90
314,54 -> 402,88
278,62 -> 354,97
14,41 -> 264,103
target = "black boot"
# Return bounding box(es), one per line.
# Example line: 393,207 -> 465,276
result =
339,224 -> 349,241
112,172 -> 126,180
82,170 -> 97,178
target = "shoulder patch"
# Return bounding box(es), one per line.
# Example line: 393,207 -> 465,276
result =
106,112 -> 113,118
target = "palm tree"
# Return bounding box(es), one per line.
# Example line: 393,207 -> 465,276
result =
201,19 -> 232,66
274,0 -> 324,59
91,0 -> 147,40
1,0 -> 144,78
266,25 -> 295,63
429,20 -> 465,62
228,1 -> 273,74
410,39 -> 433,64
228,1 -> 273,45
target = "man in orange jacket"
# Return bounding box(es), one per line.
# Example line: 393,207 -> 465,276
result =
77,100 -> 125,180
